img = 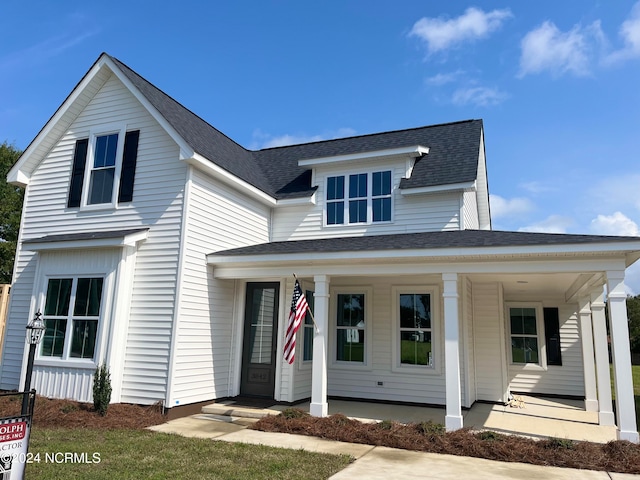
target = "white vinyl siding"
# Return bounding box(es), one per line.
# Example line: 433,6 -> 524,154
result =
284,276 -> 454,405
462,190 -> 479,229
472,282 -> 508,403
167,167 -> 271,407
0,73 -> 186,405
507,300 -> 584,397
273,174 -> 462,242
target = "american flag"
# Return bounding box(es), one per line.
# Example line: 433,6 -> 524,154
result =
283,279 -> 309,364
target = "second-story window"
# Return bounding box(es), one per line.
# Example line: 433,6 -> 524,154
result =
67,129 -> 140,209
326,170 -> 392,225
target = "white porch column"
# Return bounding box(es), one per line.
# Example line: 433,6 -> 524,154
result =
578,296 -> 598,412
310,274 -> 330,417
442,273 -> 463,431
607,270 -> 639,443
591,288 -> 615,426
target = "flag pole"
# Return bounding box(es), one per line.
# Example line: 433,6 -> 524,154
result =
293,273 -> 320,333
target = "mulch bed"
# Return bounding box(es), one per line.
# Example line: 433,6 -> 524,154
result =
252,409 -> 640,474
0,392 -> 166,430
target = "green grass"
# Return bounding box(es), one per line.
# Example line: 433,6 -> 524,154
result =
25,429 -> 352,480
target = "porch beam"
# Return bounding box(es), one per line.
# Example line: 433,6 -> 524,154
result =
591,288 -> 615,426
443,273 -> 463,431
310,275 -> 330,417
607,270 -> 639,443
577,296 -> 598,411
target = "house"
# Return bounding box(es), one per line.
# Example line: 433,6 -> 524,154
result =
2,53 -> 640,442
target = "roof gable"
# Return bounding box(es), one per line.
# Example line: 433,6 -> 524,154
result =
9,53 -> 484,203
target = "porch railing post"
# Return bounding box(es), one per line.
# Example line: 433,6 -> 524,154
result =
310,275 -> 329,417
590,288 -> 615,426
443,273 -> 463,431
607,270 -> 639,443
577,296 -> 598,412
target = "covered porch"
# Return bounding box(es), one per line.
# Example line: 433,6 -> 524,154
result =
207,230 -> 640,443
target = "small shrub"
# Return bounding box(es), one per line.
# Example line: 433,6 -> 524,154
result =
417,421 -> 445,437
544,437 -> 575,450
378,419 -> 394,430
280,408 -> 310,419
61,403 -> 78,414
477,430 -> 503,442
93,364 -> 112,416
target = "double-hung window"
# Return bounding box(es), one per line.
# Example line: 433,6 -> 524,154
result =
399,293 -> 433,366
68,128 -> 140,208
326,170 -> 392,225
508,304 -> 545,366
336,293 -> 366,363
41,277 -> 104,361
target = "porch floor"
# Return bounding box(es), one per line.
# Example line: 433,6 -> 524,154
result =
269,395 -> 618,443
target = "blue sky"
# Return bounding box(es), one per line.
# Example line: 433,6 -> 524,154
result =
2,1 -> 640,292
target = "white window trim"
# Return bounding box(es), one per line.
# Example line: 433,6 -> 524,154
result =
391,285 -> 441,375
80,124 -> 127,210
505,302 -> 547,371
35,270 -> 114,370
323,169 -> 394,227
329,286 -> 373,370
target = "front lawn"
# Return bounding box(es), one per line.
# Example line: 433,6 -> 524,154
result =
26,429 -> 351,480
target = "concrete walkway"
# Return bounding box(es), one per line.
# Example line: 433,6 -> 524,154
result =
148,413 -> 639,479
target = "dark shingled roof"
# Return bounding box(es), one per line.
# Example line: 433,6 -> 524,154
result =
211,230 -> 640,257
108,55 -> 483,201
23,228 -> 149,244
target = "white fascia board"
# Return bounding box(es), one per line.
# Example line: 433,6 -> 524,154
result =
23,230 -> 148,252
103,57 -> 194,159
208,240 -> 640,268
401,181 -> 477,196
274,192 -> 316,207
186,154 -> 276,206
298,145 -> 429,167
7,54 -> 196,187
210,257 -> 629,280
7,56 -> 110,187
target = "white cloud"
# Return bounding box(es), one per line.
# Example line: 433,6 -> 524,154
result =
409,7 -> 512,54
518,21 -> 602,77
451,86 -> 509,107
252,128 -> 357,149
605,1 -> 640,64
425,70 -> 465,86
518,215 -> 574,233
519,181 -> 555,195
590,212 -> 640,236
489,194 -> 534,219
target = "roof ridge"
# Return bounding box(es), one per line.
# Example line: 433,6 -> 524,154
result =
253,119 -> 481,152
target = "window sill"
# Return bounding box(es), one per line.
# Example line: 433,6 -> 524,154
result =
329,361 -> 372,371
509,363 -> 547,372
35,358 -> 97,370
392,364 -> 442,375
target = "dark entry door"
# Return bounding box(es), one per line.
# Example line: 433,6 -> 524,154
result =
240,282 -> 280,397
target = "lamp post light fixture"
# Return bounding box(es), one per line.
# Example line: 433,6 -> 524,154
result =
21,311 -> 46,415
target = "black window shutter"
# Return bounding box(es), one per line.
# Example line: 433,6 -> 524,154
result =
544,307 -> 562,366
67,138 -> 89,208
118,130 -> 140,203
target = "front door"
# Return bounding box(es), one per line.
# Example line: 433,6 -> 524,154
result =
240,282 -> 280,397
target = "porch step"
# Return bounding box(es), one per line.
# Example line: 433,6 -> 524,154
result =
201,403 -> 281,421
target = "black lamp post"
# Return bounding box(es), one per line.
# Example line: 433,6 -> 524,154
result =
21,311 -> 45,416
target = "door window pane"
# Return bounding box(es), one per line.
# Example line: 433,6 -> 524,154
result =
249,288 -> 276,364
336,294 -> 365,362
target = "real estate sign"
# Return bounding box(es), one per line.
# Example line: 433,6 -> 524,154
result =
0,417 -> 30,478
